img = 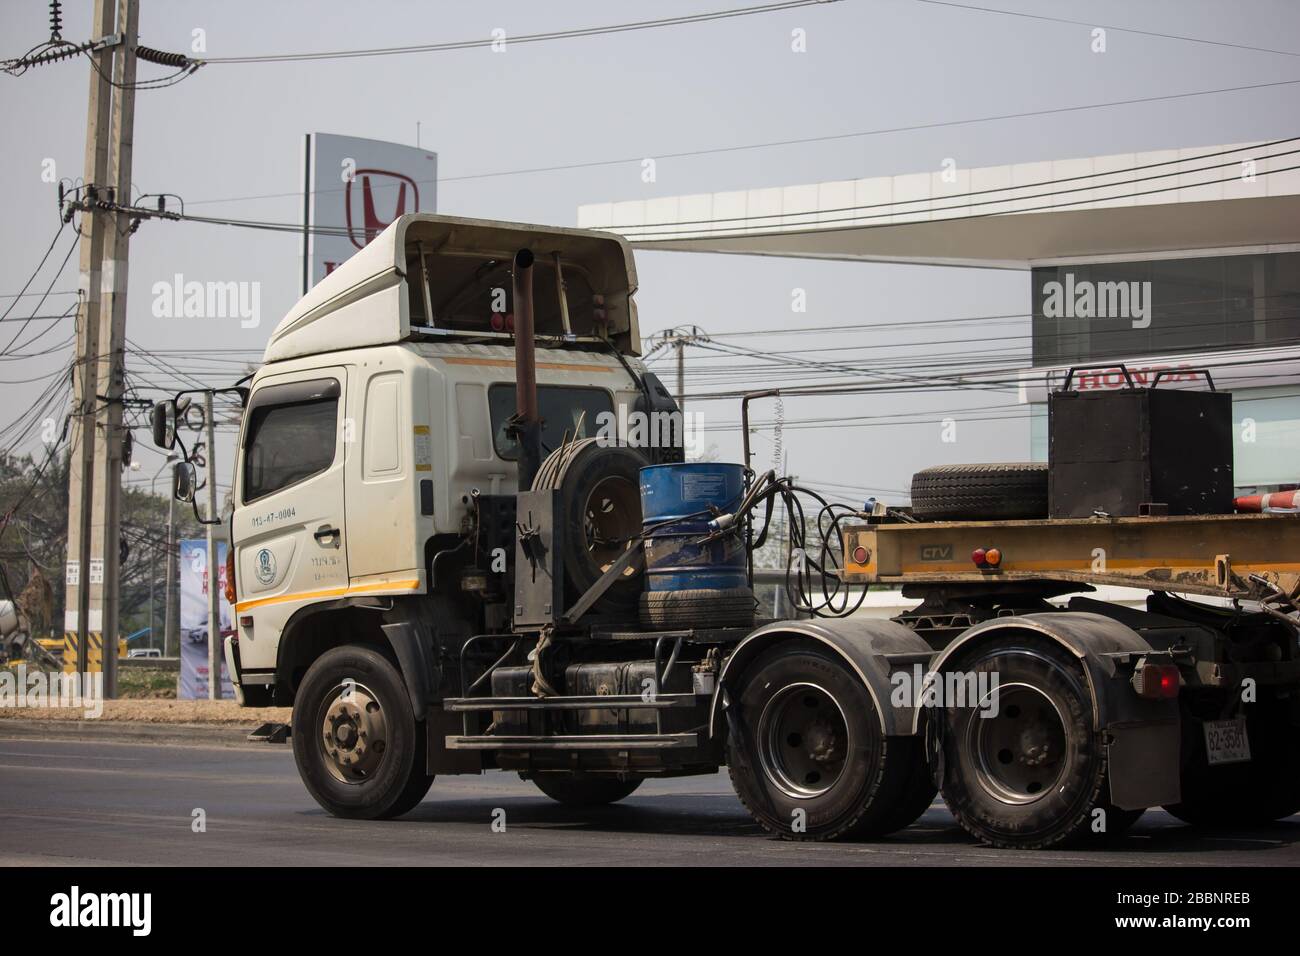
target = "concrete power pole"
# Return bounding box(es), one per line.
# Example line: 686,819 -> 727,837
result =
204,391 -> 220,699
650,325 -> 708,413
163,486 -> 177,658
87,0 -> 140,699
64,0 -> 118,679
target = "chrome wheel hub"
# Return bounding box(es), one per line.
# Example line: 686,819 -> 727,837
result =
969,681 -> 1068,805
319,681 -> 388,784
757,682 -> 850,799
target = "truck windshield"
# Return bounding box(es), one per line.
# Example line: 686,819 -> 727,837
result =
488,384 -> 613,460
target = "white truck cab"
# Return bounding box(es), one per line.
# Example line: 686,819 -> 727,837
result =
178,214 -> 673,709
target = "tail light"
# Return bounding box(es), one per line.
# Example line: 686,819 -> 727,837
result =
1132,661 -> 1180,699
224,546 -> 237,606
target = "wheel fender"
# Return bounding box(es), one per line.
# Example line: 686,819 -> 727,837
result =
380,621 -> 435,721
923,611 -> 1177,730
925,611 -> 1181,809
710,618 -> 934,739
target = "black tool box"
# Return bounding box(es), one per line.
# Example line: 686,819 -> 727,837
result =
1048,364 -> 1233,518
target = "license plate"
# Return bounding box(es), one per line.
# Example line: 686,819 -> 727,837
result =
1204,718 -> 1251,766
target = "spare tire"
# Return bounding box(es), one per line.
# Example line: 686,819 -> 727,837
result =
639,586 -> 757,629
910,462 -> 1048,521
533,438 -> 648,613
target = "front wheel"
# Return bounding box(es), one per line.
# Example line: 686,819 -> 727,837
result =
291,644 -> 434,819
726,642 -> 916,841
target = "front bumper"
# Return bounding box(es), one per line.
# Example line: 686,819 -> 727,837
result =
223,635 -> 246,707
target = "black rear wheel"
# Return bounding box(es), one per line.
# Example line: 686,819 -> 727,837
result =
291,644 -> 433,819
726,642 -> 916,841
938,638 -> 1128,848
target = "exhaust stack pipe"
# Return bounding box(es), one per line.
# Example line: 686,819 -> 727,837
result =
513,248 -> 542,489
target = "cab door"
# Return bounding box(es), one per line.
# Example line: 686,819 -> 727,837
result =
233,368 -> 349,629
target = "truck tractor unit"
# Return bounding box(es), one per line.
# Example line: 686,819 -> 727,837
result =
151,214 -> 1300,849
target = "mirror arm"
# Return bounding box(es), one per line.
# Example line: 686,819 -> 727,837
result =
190,496 -> 223,527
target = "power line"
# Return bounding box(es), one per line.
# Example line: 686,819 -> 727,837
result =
201,1 -> 834,64
911,0 -> 1300,59
1,233 -> 79,355
182,83 -> 1300,210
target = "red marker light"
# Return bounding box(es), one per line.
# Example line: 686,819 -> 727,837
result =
1133,662 -> 1181,699
971,548 -> 986,566
852,546 -> 868,564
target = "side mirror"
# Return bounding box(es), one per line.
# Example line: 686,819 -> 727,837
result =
151,400 -> 177,450
173,461 -> 197,503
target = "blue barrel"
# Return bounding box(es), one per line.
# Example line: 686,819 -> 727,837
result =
639,463 -> 747,592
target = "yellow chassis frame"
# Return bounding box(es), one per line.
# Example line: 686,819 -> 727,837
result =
841,513 -> 1300,600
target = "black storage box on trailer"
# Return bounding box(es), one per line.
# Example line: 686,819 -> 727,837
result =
1048,365 -> 1233,518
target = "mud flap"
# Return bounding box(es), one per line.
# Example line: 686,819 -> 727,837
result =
1107,718 -> 1181,810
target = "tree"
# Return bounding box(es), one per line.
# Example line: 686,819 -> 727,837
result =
0,452 -> 204,644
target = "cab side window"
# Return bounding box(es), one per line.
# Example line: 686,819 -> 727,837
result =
242,379 -> 340,503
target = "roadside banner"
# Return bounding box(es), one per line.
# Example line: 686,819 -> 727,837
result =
177,539 -> 234,700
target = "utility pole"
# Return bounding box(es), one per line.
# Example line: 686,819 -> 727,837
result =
204,391 -> 220,699
64,0 -> 117,679
87,0 -> 139,698
676,339 -> 685,413
148,454 -> 174,651
647,325 -> 709,412
163,475 -> 177,658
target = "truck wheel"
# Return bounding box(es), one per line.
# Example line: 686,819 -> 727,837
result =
528,775 -> 642,806
938,638 -> 1120,849
877,716 -> 938,832
910,462 -> 1048,521
534,438 -> 648,613
639,587 -> 757,629
726,642 -> 913,841
291,644 -> 434,820
1163,703 -> 1300,827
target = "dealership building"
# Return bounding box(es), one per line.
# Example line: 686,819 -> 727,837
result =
578,138 -> 1300,494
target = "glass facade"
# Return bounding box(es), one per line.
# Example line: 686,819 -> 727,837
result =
1031,252 -> 1300,367
1028,252 -> 1300,492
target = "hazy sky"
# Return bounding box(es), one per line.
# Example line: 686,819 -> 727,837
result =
2,0 -> 1298,506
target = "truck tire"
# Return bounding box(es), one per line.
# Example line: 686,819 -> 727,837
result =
725,641 -> 916,841
639,587 -> 757,629
534,439 -> 648,613
1163,701 -> 1300,827
291,644 -> 434,820
528,774 -> 643,806
910,462 -> 1048,521
875,736 -> 938,833
937,637 -> 1127,849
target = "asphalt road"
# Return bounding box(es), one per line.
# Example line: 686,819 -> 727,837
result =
1,735 -> 1297,867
